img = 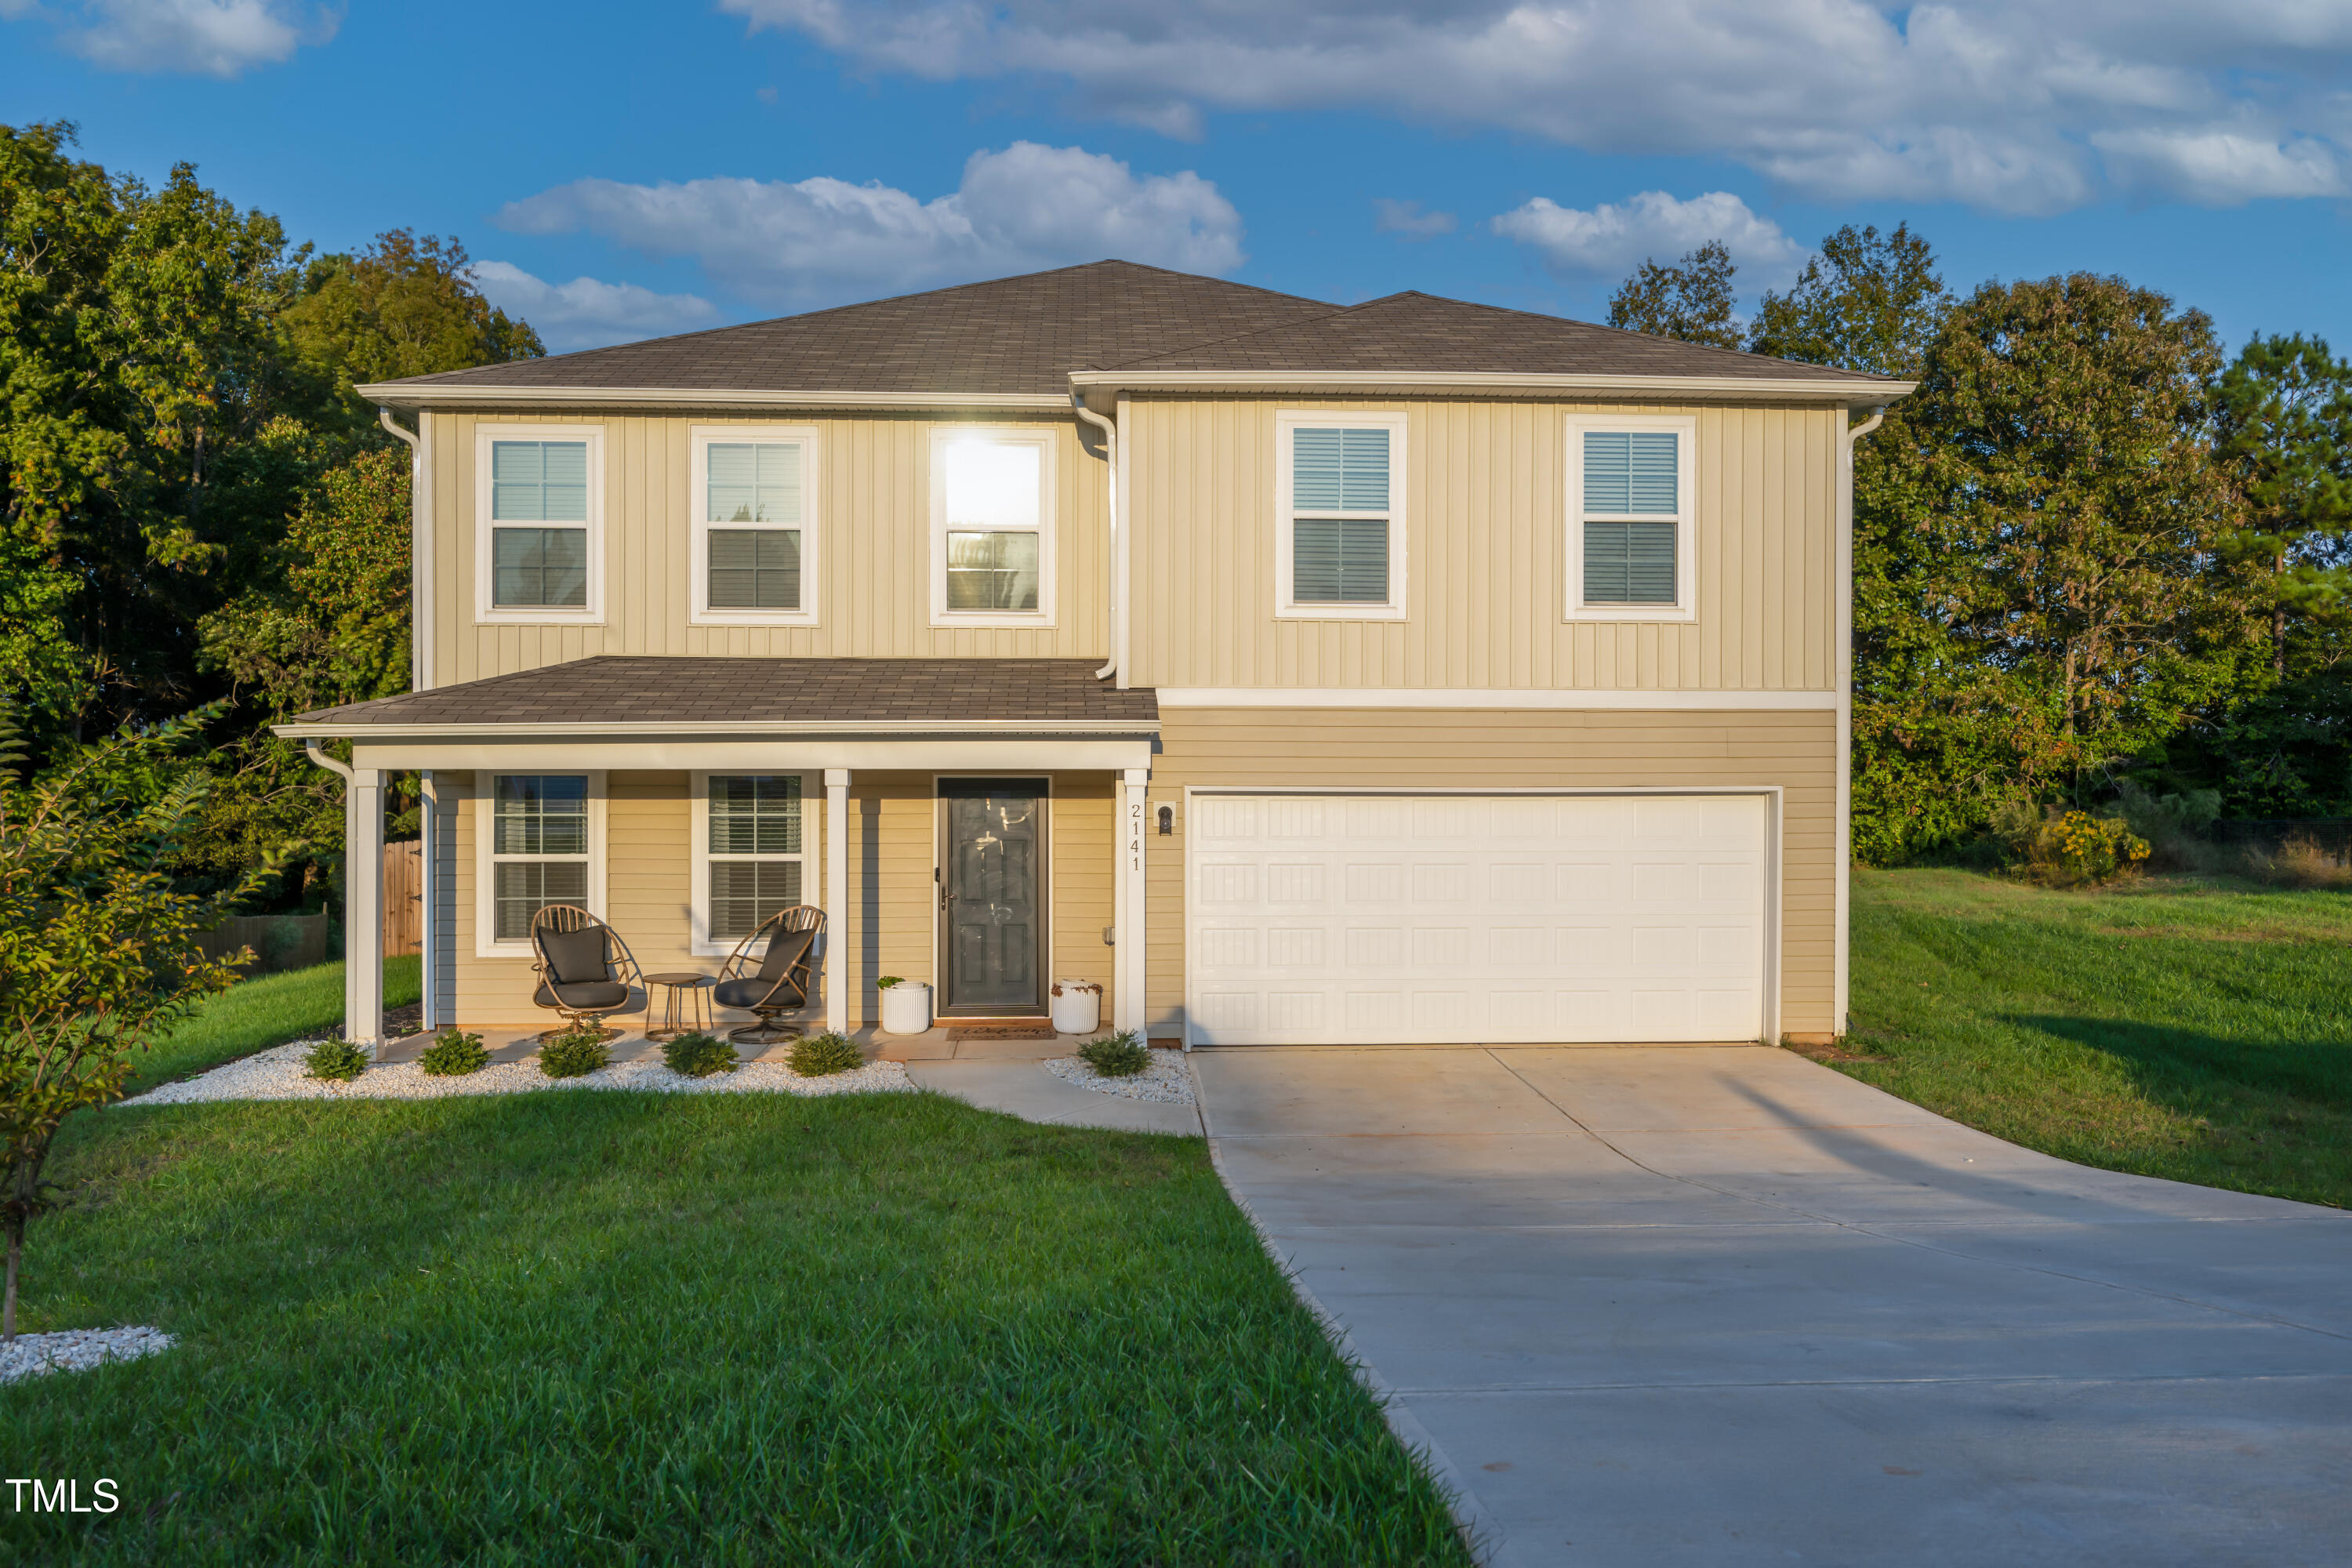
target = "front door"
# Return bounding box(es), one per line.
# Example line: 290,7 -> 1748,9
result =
939,779 -> 1048,1015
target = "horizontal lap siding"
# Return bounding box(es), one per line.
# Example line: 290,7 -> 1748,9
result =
427,411 -> 1109,688
1143,708 -> 1838,1040
1123,397 -> 1836,693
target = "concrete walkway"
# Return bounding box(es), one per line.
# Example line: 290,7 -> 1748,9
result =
1193,1045 -> 2352,1568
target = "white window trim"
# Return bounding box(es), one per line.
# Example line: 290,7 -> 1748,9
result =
929,425 -> 1058,629
474,771 -> 607,960
1273,409 -> 1409,622
474,423 -> 607,626
688,769 -> 816,957
1564,412 -> 1698,624
688,424 -> 822,627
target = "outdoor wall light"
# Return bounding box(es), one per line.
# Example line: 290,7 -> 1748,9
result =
1157,805 -> 1174,836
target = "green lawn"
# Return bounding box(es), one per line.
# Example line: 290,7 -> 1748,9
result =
6,1089 -> 1466,1565
1843,867 -> 2352,1209
122,956 -> 420,1098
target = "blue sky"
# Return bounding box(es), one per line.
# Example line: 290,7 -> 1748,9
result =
5,1 -> 2349,357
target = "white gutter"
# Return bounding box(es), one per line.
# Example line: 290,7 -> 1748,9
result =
357,383 -> 1071,413
376,406 -> 430,692
1071,394 -> 1120,681
1069,369 -> 1913,406
1833,405 -> 1889,1039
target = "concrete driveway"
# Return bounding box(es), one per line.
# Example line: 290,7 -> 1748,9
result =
1193,1045 -> 2352,1567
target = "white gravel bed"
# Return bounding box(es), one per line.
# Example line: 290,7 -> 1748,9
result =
123,1039 -> 914,1105
0,1327 -> 175,1385
1044,1051 -> 1197,1104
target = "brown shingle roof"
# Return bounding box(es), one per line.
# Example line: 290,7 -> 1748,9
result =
1094,290 -> 1899,384
372,261 -> 1335,398
282,658 -> 1159,732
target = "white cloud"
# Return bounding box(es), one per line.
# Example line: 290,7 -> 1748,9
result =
720,1 -> 2352,214
468,263 -> 720,354
1491,191 -> 1804,283
1372,198 -> 1456,239
2,0 -> 335,77
495,142 -> 1244,307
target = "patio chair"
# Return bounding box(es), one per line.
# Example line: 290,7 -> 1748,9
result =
528,906 -> 644,1040
713,905 -> 826,1044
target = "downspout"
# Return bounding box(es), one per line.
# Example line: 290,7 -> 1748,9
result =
1833,405 -> 1888,1039
1073,393 -> 1120,681
376,406 -> 426,694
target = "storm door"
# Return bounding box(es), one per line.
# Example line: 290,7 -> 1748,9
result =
938,779 -> 1049,1015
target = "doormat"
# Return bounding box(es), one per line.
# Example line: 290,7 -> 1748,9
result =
946,1023 -> 1060,1042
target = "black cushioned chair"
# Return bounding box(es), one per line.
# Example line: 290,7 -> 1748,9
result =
713,905 -> 825,1044
528,906 -> 644,1040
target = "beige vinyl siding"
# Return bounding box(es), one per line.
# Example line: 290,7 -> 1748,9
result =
1124,397 -> 1838,692
441,768 -> 1117,1027
1142,707 -> 1838,1039
426,411 -> 1109,687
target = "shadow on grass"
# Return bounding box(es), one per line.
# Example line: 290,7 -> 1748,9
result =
2007,1014 -> 2352,1112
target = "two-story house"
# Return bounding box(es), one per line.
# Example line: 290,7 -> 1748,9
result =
281,260 -> 1908,1053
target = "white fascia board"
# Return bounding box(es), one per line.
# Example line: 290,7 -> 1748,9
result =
349,737 -> 1156,773
275,718 -> 1155,740
1152,687 -> 1837,711
1070,369 -> 1913,407
356,383 -> 1072,413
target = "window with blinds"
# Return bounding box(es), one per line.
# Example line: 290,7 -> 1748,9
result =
1579,429 -> 1682,607
1289,426 -> 1392,604
705,442 -> 803,610
489,441 -> 590,607
935,434 -> 1049,619
704,775 -> 804,942
489,775 -> 590,941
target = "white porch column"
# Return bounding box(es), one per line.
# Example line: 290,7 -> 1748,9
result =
347,767 -> 385,1052
824,768 -> 850,1033
1116,768 -> 1149,1033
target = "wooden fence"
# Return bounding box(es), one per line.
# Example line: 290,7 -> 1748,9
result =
383,839 -> 422,956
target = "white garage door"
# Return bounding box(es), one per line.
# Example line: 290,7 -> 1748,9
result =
1186,792 -> 1770,1046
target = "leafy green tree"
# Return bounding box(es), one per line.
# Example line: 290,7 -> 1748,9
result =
1748,223 -> 1951,376
283,229 -> 542,440
0,701 -> 267,1338
1853,274 -> 2268,857
2213,333 -> 2352,673
1606,240 -> 1740,349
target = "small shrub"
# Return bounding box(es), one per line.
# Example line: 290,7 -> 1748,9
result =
418,1028 -> 490,1076
789,1032 -> 863,1077
877,975 -> 905,990
662,1030 -> 739,1077
1079,1030 -> 1149,1078
538,1025 -> 611,1079
303,1037 -> 369,1083
2016,809 -> 2151,887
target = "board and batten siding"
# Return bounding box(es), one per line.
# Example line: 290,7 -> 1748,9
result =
441,769 -> 1116,1027
424,411 -> 1109,688
1123,397 -> 1840,692
1142,707 -> 1839,1039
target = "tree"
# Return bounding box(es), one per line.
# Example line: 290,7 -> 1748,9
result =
1606,240 -> 1740,349
0,702 -> 268,1339
1748,223 -> 1951,376
2213,333 -> 2352,675
282,229 -> 542,440
1852,274 -> 2269,857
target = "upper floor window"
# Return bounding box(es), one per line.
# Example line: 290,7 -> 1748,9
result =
1565,414 -> 1697,622
1275,411 -> 1408,621
476,425 -> 603,622
692,426 -> 819,626
931,428 -> 1054,626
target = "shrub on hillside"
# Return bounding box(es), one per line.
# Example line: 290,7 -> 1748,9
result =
1079,1030 -> 1149,1078
1998,808 -> 2150,887
538,1025 -> 611,1079
789,1032 -> 862,1077
662,1030 -> 739,1078
419,1028 -> 489,1076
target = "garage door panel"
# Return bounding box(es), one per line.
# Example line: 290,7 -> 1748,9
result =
1188,793 -> 1769,1045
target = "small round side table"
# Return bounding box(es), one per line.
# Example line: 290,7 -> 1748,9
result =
643,971 -> 715,1041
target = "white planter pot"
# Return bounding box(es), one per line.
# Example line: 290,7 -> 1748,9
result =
1049,979 -> 1102,1036
880,982 -> 932,1036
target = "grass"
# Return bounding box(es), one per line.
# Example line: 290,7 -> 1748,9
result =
122,956 -> 421,1098
5,1091 -> 1468,1565
1842,866 -> 2352,1209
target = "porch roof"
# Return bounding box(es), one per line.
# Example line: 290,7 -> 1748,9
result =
275,657 -> 1160,740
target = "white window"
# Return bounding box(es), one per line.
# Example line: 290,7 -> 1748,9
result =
1275,410 -> 1408,620
931,426 -> 1055,626
691,426 -> 819,626
690,773 -> 811,954
1565,413 -> 1697,622
476,773 -> 604,956
474,424 -> 604,623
